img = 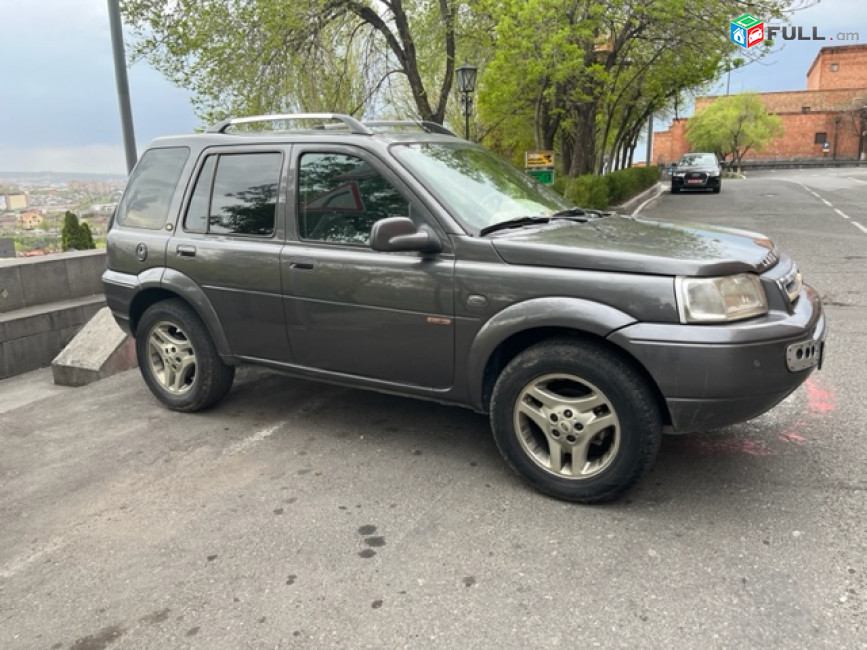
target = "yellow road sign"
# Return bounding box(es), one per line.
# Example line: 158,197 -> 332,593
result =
525,151 -> 555,168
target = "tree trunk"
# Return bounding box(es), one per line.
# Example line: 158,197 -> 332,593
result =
568,103 -> 597,177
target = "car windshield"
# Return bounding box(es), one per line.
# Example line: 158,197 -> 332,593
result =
391,143 -> 573,233
679,153 -> 717,166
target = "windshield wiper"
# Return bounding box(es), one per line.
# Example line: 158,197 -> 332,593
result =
479,216 -> 552,236
550,208 -> 607,218
479,209 -> 608,236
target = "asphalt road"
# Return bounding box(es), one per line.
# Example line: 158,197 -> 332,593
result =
1,168 -> 865,649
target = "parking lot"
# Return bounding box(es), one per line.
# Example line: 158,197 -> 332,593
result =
1,168 -> 865,649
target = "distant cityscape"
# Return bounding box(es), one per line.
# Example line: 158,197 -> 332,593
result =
0,172 -> 127,257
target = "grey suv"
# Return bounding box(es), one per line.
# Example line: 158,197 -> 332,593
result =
103,113 -> 826,503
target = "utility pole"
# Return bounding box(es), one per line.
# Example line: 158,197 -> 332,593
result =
107,0 -> 138,174
646,114 -> 654,166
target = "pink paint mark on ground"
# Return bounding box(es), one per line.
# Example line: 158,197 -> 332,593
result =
805,377 -> 836,416
676,437 -> 774,456
778,431 -> 807,445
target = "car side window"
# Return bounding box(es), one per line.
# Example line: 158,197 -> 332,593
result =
184,152 -> 281,236
297,152 -> 409,245
117,147 -> 190,230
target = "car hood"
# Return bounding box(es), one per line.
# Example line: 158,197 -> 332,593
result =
490,215 -> 779,276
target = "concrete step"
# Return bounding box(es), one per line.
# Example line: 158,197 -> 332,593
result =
51,306 -> 137,387
0,294 -> 105,379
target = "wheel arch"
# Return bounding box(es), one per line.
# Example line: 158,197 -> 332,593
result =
129,270 -> 234,360
467,299 -> 670,425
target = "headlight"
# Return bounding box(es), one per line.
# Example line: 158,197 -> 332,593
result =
673,172 -> 686,177
676,274 -> 768,323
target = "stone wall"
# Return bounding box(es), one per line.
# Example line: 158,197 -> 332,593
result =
0,250 -> 106,379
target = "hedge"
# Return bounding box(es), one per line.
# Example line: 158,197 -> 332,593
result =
561,166 -> 660,210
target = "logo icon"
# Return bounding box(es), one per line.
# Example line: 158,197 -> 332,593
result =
732,14 -> 765,48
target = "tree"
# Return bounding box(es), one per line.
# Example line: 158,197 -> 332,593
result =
61,211 -> 96,251
686,92 -> 783,170
478,0 -> 790,177
120,0 -> 489,125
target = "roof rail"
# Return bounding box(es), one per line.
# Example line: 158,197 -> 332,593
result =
206,113 -> 373,135
363,120 -> 459,137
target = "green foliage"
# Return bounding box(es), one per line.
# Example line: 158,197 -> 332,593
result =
563,166 -> 660,210
479,0 -> 789,177
565,175 -> 609,210
686,92 -> 784,167
120,0 -> 488,125
61,211 -> 96,251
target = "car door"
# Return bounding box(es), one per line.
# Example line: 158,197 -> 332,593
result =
281,145 -> 455,388
169,146 -> 291,362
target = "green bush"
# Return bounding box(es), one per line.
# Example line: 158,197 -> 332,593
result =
564,174 -> 609,209
550,175 -> 568,196
563,166 -> 660,211
61,211 -> 96,251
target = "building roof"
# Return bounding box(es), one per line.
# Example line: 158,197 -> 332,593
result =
696,88 -> 867,114
806,43 -> 867,80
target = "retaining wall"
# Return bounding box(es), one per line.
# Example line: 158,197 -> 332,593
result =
0,250 -> 106,379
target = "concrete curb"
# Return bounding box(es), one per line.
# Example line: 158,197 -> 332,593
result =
612,181 -> 665,216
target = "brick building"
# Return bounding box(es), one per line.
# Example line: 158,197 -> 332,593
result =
653,43 -> 867,165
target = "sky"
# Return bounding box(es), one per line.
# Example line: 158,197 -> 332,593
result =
0,0 -> 865,176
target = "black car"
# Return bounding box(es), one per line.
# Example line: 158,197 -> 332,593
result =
671,152 -> 722,194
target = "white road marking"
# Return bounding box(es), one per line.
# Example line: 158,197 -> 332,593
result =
834,209 -> 850,219
852,222 -> 867,235
0,536 -> 67,578
632,183 -> 665,216
821,199 -> 832,207
223,424 -> 283,456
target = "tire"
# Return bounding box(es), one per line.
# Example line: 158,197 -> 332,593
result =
489,338 -> 662,503
136,299 -> 235,412
712,186 -> 721,194
670,185 -> 679,194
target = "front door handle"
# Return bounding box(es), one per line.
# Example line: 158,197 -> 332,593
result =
177,245 -> 197,257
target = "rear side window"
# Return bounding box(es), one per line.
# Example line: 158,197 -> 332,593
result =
116,147 -> 189,229
184,152 -> 282,236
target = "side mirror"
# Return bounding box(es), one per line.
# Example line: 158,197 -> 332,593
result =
370,217 -> 442,254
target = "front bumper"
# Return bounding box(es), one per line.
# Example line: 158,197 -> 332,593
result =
608,284 -> 825,431
672,174 -> 721,190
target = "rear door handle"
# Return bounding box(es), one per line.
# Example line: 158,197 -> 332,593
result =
177,245 -> 197,257
289,257 -> 314,270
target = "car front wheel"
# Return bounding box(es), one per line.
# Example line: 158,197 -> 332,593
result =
136,299 -> 235,412
489,339 -> 662,503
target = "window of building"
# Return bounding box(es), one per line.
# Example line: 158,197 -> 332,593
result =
802,106 -> 811,113
297,152 -> 409,245
184,152 -> 281,236
814,132 -> 827,145
830,63 -> 839,72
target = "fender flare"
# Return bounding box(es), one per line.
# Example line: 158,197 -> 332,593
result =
465,297 -> 636,409
158,268 -> 234,359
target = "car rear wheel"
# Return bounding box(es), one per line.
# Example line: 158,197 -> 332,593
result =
489,339 -> 662,503
136,299 -> 235,412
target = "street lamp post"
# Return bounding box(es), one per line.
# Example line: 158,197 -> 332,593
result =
107,0 -> 137,174
455,63 -> 477,140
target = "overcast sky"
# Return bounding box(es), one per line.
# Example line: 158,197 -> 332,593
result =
0,0 -> 864,175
